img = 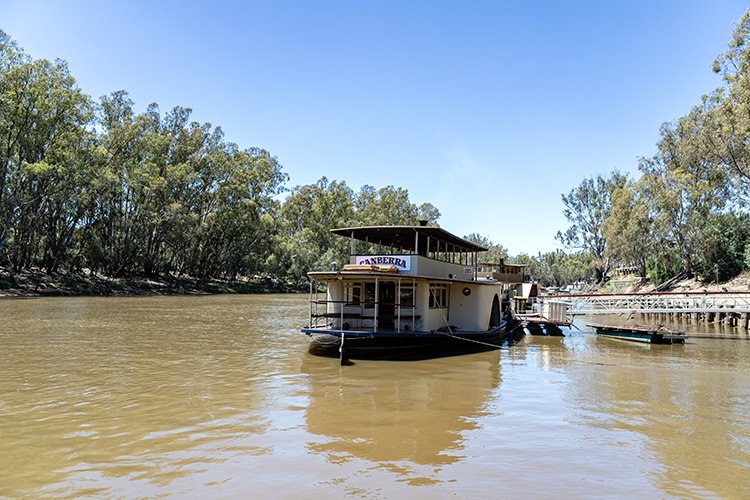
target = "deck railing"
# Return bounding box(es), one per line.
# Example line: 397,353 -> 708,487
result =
308,297 -> 419,332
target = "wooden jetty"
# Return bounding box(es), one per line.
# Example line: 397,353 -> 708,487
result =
517,300 -> 572,336
539,291 -> 750,335
587,323 -> 687,344
518,313 -> 569,336
545,291 -> 750,317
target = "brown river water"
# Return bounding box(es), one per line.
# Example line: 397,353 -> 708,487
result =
1,294 -> 749,498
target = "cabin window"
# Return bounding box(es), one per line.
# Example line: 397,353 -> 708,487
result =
429,284 -> 449,309
364,283 -> 376,307
399,284 -> 414,307
344,283 -> 362,305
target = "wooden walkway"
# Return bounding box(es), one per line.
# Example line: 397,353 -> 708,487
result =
544,291 -> 750,315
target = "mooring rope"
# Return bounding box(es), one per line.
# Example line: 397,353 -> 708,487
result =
430,288 -> 524,349
436,320 -> 526,348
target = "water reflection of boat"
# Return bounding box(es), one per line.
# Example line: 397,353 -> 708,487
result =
301,353 -> 503,466
301,223 -> 523,361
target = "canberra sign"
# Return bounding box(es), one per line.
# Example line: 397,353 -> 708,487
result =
355,255 -> 411,271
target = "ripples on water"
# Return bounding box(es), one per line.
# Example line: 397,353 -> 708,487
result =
1,296 -> 749,497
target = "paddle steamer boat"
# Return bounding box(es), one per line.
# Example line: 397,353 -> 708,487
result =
302,223 -> 523,361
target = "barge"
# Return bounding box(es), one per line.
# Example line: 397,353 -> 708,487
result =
587,323 -> 687,344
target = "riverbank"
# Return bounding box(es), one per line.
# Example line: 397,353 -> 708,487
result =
0,268 -> 297,297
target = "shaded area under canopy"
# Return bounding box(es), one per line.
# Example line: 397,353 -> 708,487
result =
330,225 -> 487,253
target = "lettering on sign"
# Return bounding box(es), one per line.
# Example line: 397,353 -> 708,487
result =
355,255 -> 411,271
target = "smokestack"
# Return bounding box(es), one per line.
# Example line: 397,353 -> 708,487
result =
418,219 -> 428,226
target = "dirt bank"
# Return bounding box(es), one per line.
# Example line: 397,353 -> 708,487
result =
602,271 -> 750,294
0,268 -> 297,297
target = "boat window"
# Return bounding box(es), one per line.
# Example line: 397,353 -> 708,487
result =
429,284 -> 449,309
344,283 -> 362,305
399,284 -> 414,307
364,283 -> 376,307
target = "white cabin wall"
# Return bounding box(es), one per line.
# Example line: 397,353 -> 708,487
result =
412,256 -> 472,280
322,278 -> 504,333
426,308 -> 448,331
326,281 -> 343,315
448,285 -> 482,331
449,284 -> 504,331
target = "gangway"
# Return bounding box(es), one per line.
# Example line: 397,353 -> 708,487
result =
544,291 -> 750,315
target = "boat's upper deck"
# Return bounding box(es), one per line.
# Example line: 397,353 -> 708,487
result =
320,224 -> 489,282
330,225 -> 487,254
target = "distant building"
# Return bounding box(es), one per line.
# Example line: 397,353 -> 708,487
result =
476,261 -> 527,284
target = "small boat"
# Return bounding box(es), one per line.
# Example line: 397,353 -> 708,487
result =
587,323 -> 687,344
302,222 -> 524,362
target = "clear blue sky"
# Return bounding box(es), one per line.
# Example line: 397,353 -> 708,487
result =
1,0 -> 747,255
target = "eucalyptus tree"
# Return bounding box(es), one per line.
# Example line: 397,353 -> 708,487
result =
418,202 -> 441,224
197,145 -> 287,279
277,177 -> 355,282
87,91 -> 288,279
695,212 -> 750,281
602,180 -> 653,278
85,91 -> 151,276
0,34 -> 93,270
464,233 -> 508,264
708,9 -> 750,202
639,104 -> 730,277
556,171 -> 627,282
352,185 -> 420,226
275,179 -> 442,283
517,250 -> 594,288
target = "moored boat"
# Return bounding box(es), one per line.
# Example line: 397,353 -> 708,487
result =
588,323 -> 687,344
301,222 -> 524,361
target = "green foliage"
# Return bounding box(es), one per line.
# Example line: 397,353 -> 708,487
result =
418,203 -> 441,224
645,254 -> 682,286
0,33 -> 289,280
0,27 -> 442,287
510,250 -> 594,287
0,38 -> 94,272
557,171 -> 627,282
13,7 -> 750,292
276,177 -> 354,284
602,180 -> 652,277
694,213 -> 750,282
554,8 -> 750,286
276,178 -> 437,285
638,99 -> 731,278
464,234 -> 508,264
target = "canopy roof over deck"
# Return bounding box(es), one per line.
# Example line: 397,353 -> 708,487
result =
331,225 -> 487,253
